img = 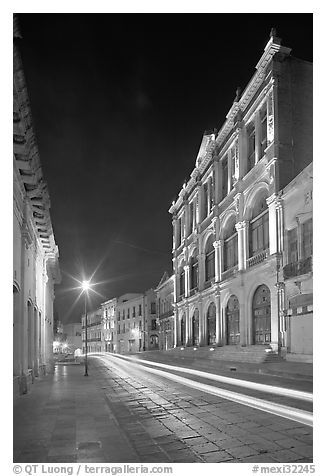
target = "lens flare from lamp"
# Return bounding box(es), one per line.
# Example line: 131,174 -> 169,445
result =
82,280 -> 90,291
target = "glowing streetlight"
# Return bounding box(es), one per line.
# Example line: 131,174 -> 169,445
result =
82,280 -> 91,376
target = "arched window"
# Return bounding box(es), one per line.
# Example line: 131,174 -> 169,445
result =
190,252 -> 198,291
180,315 -> 185,346
223,218 -> 238,271
192,309 -> 199,346
252,284 -> 271,344
249,195 -> 269,257
205,235 -> 215,282
207,303 -> 216,345
226,295 -> 240,345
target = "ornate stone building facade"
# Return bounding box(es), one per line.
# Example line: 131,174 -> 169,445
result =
169,31 -> 312,359
13,19 -> 60,397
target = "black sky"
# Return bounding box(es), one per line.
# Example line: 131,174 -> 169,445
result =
17,13 -> 313,324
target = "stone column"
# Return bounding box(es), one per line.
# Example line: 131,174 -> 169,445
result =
173,304 -> 178,347
184,265 -> 190,298
267,194 -> 279,255
214,290 -> 222,346
34,307 -> 39,377
198,298 -> 204,346
235,221 -> 248,271
185,304 -> 190,346
213,240 -> 222,282
276,198 -> 284,253
270,284 -> 279,353
276,281 -> 286,351
215,240 -> 223,278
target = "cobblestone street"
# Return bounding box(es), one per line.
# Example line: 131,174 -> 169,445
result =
14,357 -> 313,463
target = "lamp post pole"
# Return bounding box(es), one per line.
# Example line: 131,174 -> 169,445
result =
84,290 -> 88,376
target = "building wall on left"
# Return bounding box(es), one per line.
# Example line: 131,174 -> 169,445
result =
13,17 -> 60,398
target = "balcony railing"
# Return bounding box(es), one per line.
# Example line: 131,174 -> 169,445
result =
247,249 -> 269,268
283,256 -> 312,280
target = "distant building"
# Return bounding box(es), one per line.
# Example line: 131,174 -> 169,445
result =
168,31 -> 312,361
155,272 -> 175,350
116,293 -> 144,354
62,323 -> 82,354
144,289 -> 158,351
13,17 -> 60,397
82,308 -> 102,354
282,164 -> 313,361
101,298 -> 117,353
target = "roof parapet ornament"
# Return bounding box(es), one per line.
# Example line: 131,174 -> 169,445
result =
233,86 -> 242,103
270,27 -> 282,45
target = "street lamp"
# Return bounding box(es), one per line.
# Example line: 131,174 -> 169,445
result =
82,280 -> 90,376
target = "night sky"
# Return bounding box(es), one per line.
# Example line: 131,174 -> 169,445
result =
16,13 -> 313,324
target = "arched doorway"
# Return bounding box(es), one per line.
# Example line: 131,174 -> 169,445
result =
207,303 -> 216,345
192,309 -> 199,346
252,284 -> 271,344
226,295 -> 240,345
180,316 -> 185,346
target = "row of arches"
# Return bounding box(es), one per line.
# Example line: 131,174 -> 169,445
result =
178,284 -> 271,346
177,190 -> 270,295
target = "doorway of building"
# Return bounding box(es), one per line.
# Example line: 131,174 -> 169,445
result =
207,303 -> 216,345
226,295 -> 240,344
180,316 -> 185,346
252,284 -> 271,344
192,309 -> 199,346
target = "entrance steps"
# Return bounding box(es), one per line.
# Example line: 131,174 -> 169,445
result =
166,344 -> 283,364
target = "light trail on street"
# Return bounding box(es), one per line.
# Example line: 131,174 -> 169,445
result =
112,353 -> 312,402
92,353 -> 313,428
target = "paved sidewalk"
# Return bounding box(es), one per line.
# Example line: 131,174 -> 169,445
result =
13,363 -> 141,463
